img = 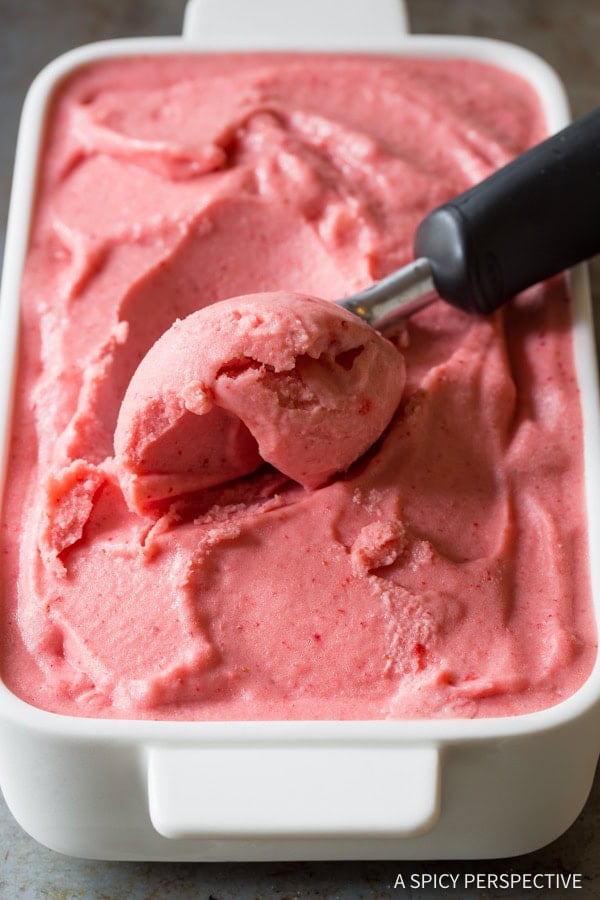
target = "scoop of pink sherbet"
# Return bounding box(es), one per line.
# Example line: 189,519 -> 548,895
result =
114,291 -> 405,513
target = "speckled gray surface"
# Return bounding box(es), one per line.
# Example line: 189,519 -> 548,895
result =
1,1 -> 600,897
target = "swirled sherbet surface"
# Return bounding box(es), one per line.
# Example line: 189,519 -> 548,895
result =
0,54 -> 596,719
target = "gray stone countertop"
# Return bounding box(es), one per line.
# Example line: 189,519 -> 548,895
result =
1,1 -> 600,897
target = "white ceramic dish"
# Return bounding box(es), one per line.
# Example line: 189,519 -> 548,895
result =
0,0 -> 599,861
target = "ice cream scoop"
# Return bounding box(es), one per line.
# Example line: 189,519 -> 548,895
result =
115,108 -> 600,514
341,106 -> 600,329
114,292 -> 405,514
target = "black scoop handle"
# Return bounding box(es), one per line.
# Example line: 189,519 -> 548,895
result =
414,106 -> 600,314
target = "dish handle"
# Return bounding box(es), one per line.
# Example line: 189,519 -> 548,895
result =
147,742 -> 440,840
182,0 -> 410,48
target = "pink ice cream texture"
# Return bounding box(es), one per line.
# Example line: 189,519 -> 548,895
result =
114,291 -> 405,513
1,53 -> 596,720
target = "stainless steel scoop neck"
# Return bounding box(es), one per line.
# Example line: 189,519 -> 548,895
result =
339,258 -> 438,330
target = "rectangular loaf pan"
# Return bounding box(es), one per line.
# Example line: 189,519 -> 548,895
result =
0,0 -> 599,861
